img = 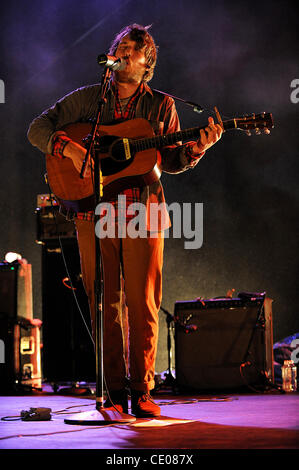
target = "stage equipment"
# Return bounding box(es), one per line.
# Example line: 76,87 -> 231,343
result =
35,194 -> 76,243
40,238 -> 96,384
159,306 -> 176,388
97,54 -> 126,70
35,193 -> 97,385
152,88 -> 204,114
0,259 -> 33,321
0,259 -> 43,393
174,293 -> 274,392
0,316 -> 42,393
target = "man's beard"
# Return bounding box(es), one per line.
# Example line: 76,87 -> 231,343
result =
114,68 -> 145,84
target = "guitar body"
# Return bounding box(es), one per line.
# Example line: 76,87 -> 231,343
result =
45,118 -> 162,212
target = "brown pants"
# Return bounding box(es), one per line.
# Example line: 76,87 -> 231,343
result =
75,219 -> 164,392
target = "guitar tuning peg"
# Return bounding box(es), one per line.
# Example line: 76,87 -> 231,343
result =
255,128 -> 261,135
245,130 -> 251,136
263,128 -> 271,135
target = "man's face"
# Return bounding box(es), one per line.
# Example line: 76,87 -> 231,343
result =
114,35 -> 147,84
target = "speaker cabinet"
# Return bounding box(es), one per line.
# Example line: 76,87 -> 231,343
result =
41,239 -> 95,383
174,296 -> 273,391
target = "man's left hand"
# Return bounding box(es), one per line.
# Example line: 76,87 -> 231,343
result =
192,117 -> 223,155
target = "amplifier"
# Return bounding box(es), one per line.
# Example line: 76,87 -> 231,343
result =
174,295 -> 274,391
35,193 -> 76,242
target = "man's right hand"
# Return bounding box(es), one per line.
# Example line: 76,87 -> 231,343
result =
63,140 -> 92,177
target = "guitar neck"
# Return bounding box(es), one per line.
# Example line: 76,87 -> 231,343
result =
133,119 -> 237,151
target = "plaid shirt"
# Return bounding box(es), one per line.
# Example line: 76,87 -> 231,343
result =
52,81 -> 201,223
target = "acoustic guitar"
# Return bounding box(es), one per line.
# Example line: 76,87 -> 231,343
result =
45,113 -> 273,213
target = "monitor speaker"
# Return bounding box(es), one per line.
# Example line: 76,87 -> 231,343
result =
174,296 -> 273,391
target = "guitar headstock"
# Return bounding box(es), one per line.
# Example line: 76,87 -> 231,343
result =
234,112 -> 274,136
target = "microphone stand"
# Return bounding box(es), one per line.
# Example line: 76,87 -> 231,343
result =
64,65 -> 135,425
152,88 -> 204,114
159,307 -> 176,388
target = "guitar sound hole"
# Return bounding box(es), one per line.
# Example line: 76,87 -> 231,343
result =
110,138 -> 133,162
93,135 -> 134,176
100,156 -> 132,176
95,134 -> 116,153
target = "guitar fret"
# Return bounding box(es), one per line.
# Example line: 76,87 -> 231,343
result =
134,127 -> 202,151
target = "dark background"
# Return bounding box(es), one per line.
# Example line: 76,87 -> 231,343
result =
0,0 -> 298,375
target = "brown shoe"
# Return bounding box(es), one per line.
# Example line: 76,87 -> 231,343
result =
131,391 -> 161,418
104,389 -> 128,414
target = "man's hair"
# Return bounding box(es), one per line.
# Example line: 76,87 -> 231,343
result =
108,24 -> 158,82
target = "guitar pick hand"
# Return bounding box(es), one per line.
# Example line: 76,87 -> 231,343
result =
63,140 -> 93,177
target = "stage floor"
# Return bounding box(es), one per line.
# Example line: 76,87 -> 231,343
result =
0,388 -> 298,459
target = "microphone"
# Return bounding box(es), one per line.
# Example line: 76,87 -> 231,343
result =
97,54 -> 126,71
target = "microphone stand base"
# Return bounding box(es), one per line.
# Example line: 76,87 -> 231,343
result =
64,408 -> 136,425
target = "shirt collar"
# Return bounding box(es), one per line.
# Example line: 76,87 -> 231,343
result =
110,80 -> 153,97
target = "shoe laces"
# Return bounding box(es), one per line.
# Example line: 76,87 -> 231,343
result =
139,393 -> 152,403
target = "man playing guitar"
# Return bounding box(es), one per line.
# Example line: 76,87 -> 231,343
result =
28,23 -> 222,417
